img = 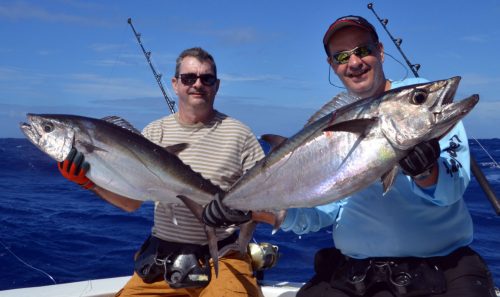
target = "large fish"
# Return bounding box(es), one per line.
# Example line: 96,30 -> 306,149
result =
219,76 -> 479,212
19,114 -> 254,275
20,114 -> 223,205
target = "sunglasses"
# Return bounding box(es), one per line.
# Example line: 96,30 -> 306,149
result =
331,43 -> 378,65
178,73 -> 217,86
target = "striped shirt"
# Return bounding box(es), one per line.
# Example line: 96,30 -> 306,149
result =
142,111 -> 264,244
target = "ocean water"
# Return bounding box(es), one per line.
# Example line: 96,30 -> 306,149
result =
0,138 -> 499,290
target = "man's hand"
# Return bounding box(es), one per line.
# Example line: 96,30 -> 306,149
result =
399,138 -> 440,178
202,193 -> 251,227
58,148 -> 95,189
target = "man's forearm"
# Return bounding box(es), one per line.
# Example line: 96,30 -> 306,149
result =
89,185 -> 143,212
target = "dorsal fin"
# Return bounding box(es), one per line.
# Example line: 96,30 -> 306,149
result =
306,92 -> 359,125
102,116 -> 142,135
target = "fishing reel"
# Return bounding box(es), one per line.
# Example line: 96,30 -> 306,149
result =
248,242 -> 279,271
164,253 -> 211,288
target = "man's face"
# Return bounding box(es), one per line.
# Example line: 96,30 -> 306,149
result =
327,27 -> 385,99
172,56 -> 219,110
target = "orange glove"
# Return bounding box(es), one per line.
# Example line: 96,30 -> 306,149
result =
58,148 -> 95,190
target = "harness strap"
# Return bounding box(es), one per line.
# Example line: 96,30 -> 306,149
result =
134,232 -> 238,285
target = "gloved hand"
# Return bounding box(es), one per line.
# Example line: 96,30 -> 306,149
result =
202,193 -> 252,227
399,138 -> 441,177
57,148 -> 95,189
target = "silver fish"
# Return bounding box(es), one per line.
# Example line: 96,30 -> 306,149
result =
221,76 -> 479,212
20,114 -> 222,205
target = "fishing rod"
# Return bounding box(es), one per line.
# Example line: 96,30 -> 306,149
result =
127,18 -> 176,114
367,3 -> 500,215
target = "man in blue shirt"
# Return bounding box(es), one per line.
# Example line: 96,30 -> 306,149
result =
203,15 -> 497,296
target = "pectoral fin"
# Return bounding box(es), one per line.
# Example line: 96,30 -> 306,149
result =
381,166 -> 399,195
324,118 -> 378,136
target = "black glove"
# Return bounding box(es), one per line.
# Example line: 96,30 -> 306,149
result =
399,138 -> 440,177
202,193 -> 252,227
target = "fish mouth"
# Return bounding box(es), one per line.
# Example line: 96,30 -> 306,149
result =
439,94 -> 479,125
434,76 -> 479,121
440,76 -> 461,106
430,94 -> 479,141
430,76 -> 461,125
19,113 -> 75,162
19,115 -> 41,143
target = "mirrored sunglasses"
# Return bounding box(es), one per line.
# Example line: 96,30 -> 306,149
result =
178,73 -> 217,86
331,43 -> 378,65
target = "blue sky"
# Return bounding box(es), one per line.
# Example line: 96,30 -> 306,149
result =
1,0 -> 499,139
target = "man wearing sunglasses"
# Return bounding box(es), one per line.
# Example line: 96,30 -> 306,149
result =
58,47 -> 265,297
202,16 -> 497,297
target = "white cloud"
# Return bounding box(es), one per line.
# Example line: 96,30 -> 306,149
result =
219,73 -> 283,82
87,59 -> 134,67
214,27 -> 260,44
0,66 -> 56,95
170,18 -> 266,46
37,49 -> 59,56
0,1 -> 111,26
460,35 -> 488,43
461,73 -> 500,86
63,73 -> 161,99
89,43 -> 127,53
0,66 -> 23,80
463,100 -> 500,139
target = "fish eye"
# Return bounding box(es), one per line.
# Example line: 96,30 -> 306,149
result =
411,90 -> 428,105
43,123 -> 54,133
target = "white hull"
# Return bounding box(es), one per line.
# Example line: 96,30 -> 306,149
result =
3,277 -> 499,297
0,276 -> 300,297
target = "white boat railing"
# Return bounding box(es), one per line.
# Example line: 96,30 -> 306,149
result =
0,277 -> 301,297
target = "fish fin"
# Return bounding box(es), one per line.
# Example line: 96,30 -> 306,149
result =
76,140 -> 107,154
101,116 -> 142,135
324,118 -> 378,135
306,92 -> 359,125
381,166 -> 399,195
251,210 -> 287,233
204,225 -> 219,277
238,221 -> 257,254
177,194 -> 220,277
272,210 -> 287,235
176,195 -> 204,222
260,134 -> 288,153
164,143 -> 189,155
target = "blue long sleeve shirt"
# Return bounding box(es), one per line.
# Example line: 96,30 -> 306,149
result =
281,78 -> 473,259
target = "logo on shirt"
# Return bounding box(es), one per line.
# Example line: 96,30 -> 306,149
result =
442,134 -> 462,176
